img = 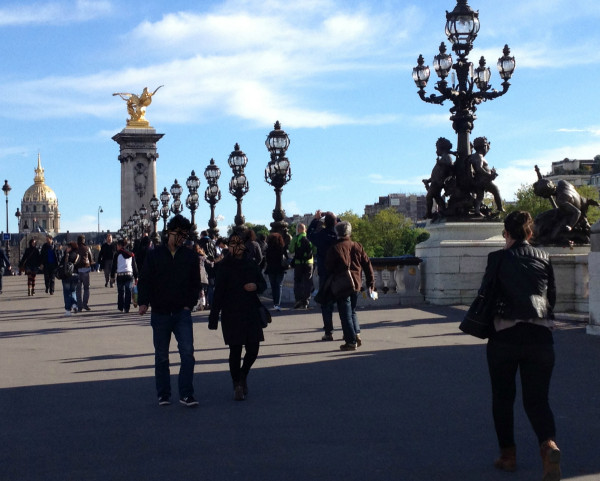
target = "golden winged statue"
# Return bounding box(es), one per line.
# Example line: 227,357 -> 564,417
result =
113,85 -> 163,127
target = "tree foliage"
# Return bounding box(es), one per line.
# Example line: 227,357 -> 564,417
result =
339,208 -> 429,257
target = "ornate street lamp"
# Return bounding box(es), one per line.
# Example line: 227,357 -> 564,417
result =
228,144 -> 249,233
186,170 -> 200,238
97,206 -> 103,243
159,187 -> 171,232
15,207 -> 21,262
170,179 -> 183,216
412,0 -> 515,197
148,194 -> 161,245
2,180 -> 11,263
204,158 -> 221,237
264,121 -> 292,241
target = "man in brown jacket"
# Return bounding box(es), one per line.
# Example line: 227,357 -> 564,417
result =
325,221 -> 374,351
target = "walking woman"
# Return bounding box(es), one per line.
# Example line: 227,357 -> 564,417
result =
208,232 -> 267,401
264,232 -> 287,311
19,238 -> 41,296
325,221 -> 374,351
481,211 -> 560,481
60,242 -> 79,316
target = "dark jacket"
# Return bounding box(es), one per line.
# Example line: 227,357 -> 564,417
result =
137,244 -> 200,314
481,241 -> 556,321
20,246 -> 41,272
75,243 -> 94,270
264,242 -> 287,276
40,242 -> 61,267
98,242 -> 117,267
307,219 -> 337,277
208,256 -> 267,345
325,238 -> 374,292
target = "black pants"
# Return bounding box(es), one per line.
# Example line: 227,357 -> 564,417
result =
228,343 -> 260,384
43,265 -> 56,293
487,338 -> 556,448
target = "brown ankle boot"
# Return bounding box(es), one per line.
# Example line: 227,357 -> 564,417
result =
540,440 -> 561,481
494,446 -> 516,472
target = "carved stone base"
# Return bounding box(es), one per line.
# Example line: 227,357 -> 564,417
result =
415,221 -> 504,305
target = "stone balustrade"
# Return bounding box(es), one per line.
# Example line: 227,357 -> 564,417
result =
273,256 -> 424,308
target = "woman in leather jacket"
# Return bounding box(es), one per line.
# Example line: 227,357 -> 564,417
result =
483,210 -> 561,481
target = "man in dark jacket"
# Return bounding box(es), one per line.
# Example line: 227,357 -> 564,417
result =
98,233 -> 117,287
39,234 -> 61,295
138,215 -> 201,408
307,210 -> 338,340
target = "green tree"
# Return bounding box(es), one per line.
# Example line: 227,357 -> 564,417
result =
340,208 -> 428,257
505,183 -> 552,219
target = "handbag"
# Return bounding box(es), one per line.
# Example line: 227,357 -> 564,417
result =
459,251 -> 504,339
258,303 -> 272,328
330,266 -> 358,299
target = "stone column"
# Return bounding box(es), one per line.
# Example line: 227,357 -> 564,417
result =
587,220 -> 600,335
112,128 -> 164,226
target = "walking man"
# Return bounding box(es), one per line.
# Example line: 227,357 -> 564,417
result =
138,215 -> 201,407
0,246 -> 12,294
39,234 -> 60,295
98,233 -> 117,287
289,223 -> 314,309
308,210 -> 338,340
75,235 -> 94,311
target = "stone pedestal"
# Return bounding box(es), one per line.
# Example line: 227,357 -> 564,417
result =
415,221 -> 504,305
588,221 -> 600,335
542,246 -> 589,314
112,127 -> 164,226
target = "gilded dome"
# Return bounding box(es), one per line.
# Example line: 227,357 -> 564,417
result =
22,154 -> 58,203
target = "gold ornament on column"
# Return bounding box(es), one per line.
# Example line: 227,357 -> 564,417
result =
112,85 -> 163,128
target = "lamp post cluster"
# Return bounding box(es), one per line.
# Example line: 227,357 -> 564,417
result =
113,121 -> 291,244
264,121 -> 292,241
204,159 -> 221,238
227,143 -> 249,234
412,0 -> 516,193
2,179 -> 11,263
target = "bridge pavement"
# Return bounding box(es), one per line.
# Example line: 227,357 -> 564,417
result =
0,272 -> 599,481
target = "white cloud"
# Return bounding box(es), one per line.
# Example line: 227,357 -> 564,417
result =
0,0 -> 112,26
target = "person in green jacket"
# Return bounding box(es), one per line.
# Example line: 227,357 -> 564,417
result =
289,223 -> 314,309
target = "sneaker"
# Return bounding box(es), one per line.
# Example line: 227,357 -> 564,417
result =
340,343 -> 358,351
179,396 -> 199,407
321,333 -> 333,341
274,305 -> 281,311
356,334 -> 362,347
83,305 -> 91,311
64,310 -> 72,317
158,395 -> 171,406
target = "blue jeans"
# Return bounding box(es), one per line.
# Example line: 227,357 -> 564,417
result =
318,274 -> 334,334
76,269 -> 90,309
337,292 -> 360,345
116,275 -> 133,312
61,275 -> 78,311
268,272 -> 284,306
151,309 -> 195,399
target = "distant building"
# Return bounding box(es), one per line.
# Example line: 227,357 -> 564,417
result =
284,213 -> 314,227
545,158 -> 600,192
19,154 -> 60,235
364,193 -> 426,221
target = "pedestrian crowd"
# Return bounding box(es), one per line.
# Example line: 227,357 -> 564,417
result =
0,208 -> 562,481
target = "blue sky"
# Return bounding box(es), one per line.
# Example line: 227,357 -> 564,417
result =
1,0 -> 600,234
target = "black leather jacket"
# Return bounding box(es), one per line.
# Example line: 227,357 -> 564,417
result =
480,241 -> 556,320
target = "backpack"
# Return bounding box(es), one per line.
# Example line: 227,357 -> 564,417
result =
294,236 -> 313,262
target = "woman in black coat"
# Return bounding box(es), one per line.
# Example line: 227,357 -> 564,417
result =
19,238 -> 42,296
209,232 -> 267,401
264,232 -> 287,310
